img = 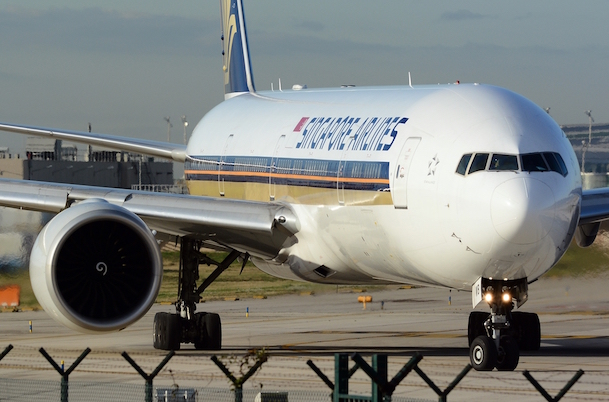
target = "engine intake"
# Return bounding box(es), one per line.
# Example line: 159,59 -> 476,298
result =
30,199 -> 162,332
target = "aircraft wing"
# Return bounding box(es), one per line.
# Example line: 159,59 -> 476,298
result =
0,178 -> 299,259
0,122 -> 188,162
580,187 -> 609,225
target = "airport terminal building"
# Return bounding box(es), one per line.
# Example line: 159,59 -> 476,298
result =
0,137 -> 174,189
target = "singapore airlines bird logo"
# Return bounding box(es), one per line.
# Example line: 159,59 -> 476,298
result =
222,0 -> 238,86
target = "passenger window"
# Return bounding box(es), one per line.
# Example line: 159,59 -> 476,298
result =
456,154 -> 472,175
489,154 -> 518,171
521,153 -> 549,172
468,153 -> 489,174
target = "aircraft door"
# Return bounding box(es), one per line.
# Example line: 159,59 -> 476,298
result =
218,134 -> 234,196
337,136 -> 354,205
269,135 -> 285,201
391,137 -> 420,208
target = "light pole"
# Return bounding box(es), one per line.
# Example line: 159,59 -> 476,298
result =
181,115 -> 189,145
164,117 -> 172,142
581,140 -> 587,173
582,110 -> 594,173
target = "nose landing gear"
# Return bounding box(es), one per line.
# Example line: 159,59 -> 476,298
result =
468,278 -> 539,371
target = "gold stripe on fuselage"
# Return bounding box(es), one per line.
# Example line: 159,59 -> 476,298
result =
186,180 -> 393,206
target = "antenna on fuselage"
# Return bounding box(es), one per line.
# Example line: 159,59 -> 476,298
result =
408,72 -> 413,88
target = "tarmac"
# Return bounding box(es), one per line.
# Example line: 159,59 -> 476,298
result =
1,276 -> 609,401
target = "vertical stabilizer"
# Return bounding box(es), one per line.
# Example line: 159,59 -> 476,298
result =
221,0 -> 255,98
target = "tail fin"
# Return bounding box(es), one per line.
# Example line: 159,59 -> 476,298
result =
220,0 -> 255,98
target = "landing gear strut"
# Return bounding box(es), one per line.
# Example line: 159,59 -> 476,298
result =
153,237 -> 244,350
468,278 -> 540,371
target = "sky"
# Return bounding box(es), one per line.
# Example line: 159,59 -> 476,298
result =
0,1 -> 608,157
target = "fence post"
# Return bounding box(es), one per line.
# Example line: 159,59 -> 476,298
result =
210,353 -> 268,402
122,350 -> 175,402
39,347 -> 91,402
523,369 -> 585,402
335,353 -> 350,402
309,353 -> 423,401
350,353 -> 422,399
307,354 -> 362,401
0,344 -> 13,361
413,364 -> 472,402
371,354 -> 387,402
306,359 -> 335,391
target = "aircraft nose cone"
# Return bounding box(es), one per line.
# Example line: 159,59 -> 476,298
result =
491,177 -> 555,245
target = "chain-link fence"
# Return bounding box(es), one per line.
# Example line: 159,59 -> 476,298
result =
0,344 -> 590,402
0,379 -> 432,402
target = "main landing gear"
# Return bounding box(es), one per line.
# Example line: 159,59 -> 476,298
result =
153,237 -> 245,350
468,278 -> 540,371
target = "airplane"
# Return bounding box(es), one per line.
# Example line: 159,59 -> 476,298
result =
0,0 -> 608,372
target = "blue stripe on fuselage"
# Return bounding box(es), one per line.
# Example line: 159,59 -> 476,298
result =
185,156 -> 390,191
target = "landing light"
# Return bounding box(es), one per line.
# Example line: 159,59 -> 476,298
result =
484,293 -> 493,303
502,293 -> 511,303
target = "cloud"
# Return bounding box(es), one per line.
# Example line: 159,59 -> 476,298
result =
440,10 -> 486,21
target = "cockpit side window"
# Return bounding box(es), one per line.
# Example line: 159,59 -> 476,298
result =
521,153 -> 548,172
489,154 -> 518,171
468,153 -> 489,174
554,153 -> 568,176
456,154 -> 472,175
543,152 -> 568,176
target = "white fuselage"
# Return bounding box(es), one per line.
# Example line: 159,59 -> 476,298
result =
185,84 -> 581,290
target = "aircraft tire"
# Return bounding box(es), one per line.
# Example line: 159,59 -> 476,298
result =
523,313 -> 541,351
204,313 -> 222,350
512,312 -> 541,351
193,313 -> 208,350
470,335 -> 497,371
193,312 -> 222,350
153,312 -> 181,350
468,311 -> 489,346
496,335 -> 519,371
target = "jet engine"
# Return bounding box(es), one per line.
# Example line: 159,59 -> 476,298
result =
29,199 -> 162,333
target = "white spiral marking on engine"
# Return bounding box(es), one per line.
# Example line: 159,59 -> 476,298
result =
96,262 -> 108,276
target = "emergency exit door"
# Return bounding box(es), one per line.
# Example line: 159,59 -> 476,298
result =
391,137 -> 420,208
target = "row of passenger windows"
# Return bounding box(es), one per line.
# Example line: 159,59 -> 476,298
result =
456,152 -> 568,177
186,157 -> 387,179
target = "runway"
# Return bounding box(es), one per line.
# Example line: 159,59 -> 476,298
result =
1,276 -> 609,401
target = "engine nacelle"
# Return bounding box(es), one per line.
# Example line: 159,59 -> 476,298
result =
30,199 -> 162,333
575,222 -> 600,248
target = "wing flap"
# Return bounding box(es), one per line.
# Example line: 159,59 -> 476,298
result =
0,179 -> 299,259
0,179 -> 69,212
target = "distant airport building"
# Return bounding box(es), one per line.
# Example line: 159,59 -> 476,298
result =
563,123 -> 609,176
0,137 -> 174,189
561,123 -> 609,136
0,138 -> 176,273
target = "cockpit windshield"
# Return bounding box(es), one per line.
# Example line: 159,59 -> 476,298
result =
469,153 -> 489,174
489,154 -> 518,171
456,152 -> 568,177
